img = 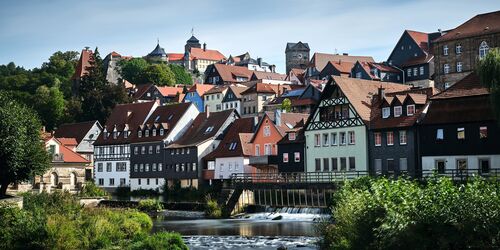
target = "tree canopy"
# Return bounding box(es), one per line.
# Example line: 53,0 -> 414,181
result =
119,58 -> 192,86
142,64 -> 175,86
478,48 -> 500,122
0,95 -> 50,197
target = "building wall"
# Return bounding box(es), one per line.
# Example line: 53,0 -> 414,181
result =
183,92 -> 204,112
433,32 -> 500,89
305,125 -> 368,172
242,93 -> 259,116
36,164 -> 87,191
214,156 -> 249,179
222,100 -> 242,114
277,142 -> 305,172
204,92 -> 225,112
94,160 -> 130,189
130,177 -> 165,191
252,116 -> 282,156
368,128 -> 417,175
388,32 -> 426,66
285,46 -> 310,74
422,155 -> 500,172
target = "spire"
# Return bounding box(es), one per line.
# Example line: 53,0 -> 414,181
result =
191,27 -> 194,36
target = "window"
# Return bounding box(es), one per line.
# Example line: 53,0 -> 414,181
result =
443,45 -> 448,55
456,44 -> 462,54
330,133 -> 337,146
480,159 -> 490,173
394,106 -> 402,117
134,147 -> 138,155
289,132 -> 296,141
399,130 -> 407,145
109,178 -> 115,186
152,163 -> 157,172
331,158 -> 338,171
400,158 -> 408,172
147,146 -> 152,154
98,178 -> 104,186
141,146 -> 145,154
436,129 -> 444,140
314,134 -> 321,147
145,164 -> 150,172
264,144 -> 272,155
229,142 -> 237,151
315,158 -> 321,172
152,129 -> 156,137
479,41 -> 489,59
145,130 -> 149,137
413,67 -> 417,76
134,164 -> 138,172
457,159 -> 467,171
436,160 -> 445,174
146,179 -> 150,185
355,72 -> 362,78
445,82 -> 451,89
106,163 -> 112,172
294,152 -> 300,162
444,64 -> 450,74
374,132 -> 382,146
340,132 -> 346,145
480,126 -> 488,139
407,105 -> 415,116
228,163 -> 232,171
140,164 -> 144,172
387,132 -> 394,146
138,179 -> 142,185
255,145 -> 260,156
348,131 -> 355,145
419,66 -> 424,75
374,159 -> 382,174
205,126 -> 214,134
192,163 -> 197,171
323,158 -> 330,171
160,129 -> 164,136
156,145 -> 160,153
322,133 -> 329,146
158,163 -> 163,171
349,157 -> 356,170
124,131 -> 128,138
263,126 -> 271,137
120,178 -> 126,186
457,127 -> 465,140
283,153 -> 289,163
387,159 -> 394,172
340,158 -> 347,171
457,62 -> 462,72
382,107 -> 390,118
116,162 -> 126,172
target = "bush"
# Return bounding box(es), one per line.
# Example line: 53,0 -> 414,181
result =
138,199 -> 163,212
79,181 -> 108,198
319,177 -> 500,249
129,231 -> 188,250
204,195 -> 222,218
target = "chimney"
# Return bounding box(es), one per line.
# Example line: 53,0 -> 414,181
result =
378,86 -> 386,100
253,116 -> 259,127
270,65 -> 276,73
342,53 -> 348,56
257,58 -> 262,67
203,43 -> 206,51
205,105 -> 210,118
84,46 -> 90,51
275,109 -> 282,126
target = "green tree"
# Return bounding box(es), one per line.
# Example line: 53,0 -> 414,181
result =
39,51 -> 79,97
118,57 -> 149,84
78,48 -> 130,123
142,64 -> 175,86
478,48 -> 500,122
0,95 -> 50,197
34,85 -> 65,131
280,98 -> 292,112
169,64 -> 193,85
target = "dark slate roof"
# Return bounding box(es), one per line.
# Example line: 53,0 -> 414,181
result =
187,35 -> 200,43
167,109 -> 236,148
285,42 -> 310,52
54,120 -> 100,144
148,43 -> 167,57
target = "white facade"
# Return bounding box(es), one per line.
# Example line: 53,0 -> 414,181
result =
204,91 -> 226,113
94,158 -> 130,189
421,155 -> 500,172
222,100 -> 242,114
130,178 -> 165,191
214,156 -> 251,179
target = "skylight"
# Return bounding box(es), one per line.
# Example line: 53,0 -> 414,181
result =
204,126 -> 214,134
154,115 -> 160,122
168,114 -> 173,120
286,123 -> 293,129
229,142 -> 237,150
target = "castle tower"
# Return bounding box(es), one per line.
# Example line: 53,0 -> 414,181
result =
285,41 -> 310,74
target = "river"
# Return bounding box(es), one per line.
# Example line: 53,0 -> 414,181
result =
152,208 -> 329,250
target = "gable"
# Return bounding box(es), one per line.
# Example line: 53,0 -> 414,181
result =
251,115 -> 282,144
387,31 -> 427,66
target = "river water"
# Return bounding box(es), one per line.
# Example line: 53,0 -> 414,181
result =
152,208 -> 328,250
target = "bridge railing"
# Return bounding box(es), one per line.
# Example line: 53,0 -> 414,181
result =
230,168 -> 500,186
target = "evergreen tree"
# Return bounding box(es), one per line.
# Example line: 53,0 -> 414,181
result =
478,48 -> 500,122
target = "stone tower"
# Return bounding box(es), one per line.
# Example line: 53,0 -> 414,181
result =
285,41 -> 310,74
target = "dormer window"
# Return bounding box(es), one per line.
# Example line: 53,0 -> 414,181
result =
407,105 -> 415,116
394,106 -> 402,117
124,131 -> 128,139
138,131 -> 142,138
145,130 -> 149,137
229,142 -> 237,151
205,126 -> 214,134
168,114 -> 173,120
160,128 -> 164,136
289,132 -> 296,141
104,133 -> 108,140
113,131 -> 117,139
152,129 -> 157,136
382,107 -> 390,118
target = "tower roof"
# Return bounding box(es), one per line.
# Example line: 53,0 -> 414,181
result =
148,43 -> 167,57
187,35 -> 200,43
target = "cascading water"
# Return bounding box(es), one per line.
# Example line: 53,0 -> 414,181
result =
236,206 -> 331,222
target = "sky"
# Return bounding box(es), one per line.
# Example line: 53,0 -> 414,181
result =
0,0 -> 499,73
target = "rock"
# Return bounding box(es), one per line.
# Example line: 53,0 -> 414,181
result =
271,215 -> 283,220
277,245 -> 287,250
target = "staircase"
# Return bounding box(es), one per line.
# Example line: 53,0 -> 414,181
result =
218,188 -> 243,217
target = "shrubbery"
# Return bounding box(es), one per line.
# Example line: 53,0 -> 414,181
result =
138,199 -> 163,212
0,191 -> 186,249
319,177 -> 500,249
204,195 -> 222,218
79,181 -> 108,198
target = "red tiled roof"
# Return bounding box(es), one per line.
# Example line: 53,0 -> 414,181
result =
168,110 -> 236,148
406,30 -> 430,53
213,64 -> 253,83
167,53 -> 185,61
157,86 -> 183,97
57,137 -> 78,146
259,112 -> 309,138
190,47 -> 226,61
204,117 -> 256,160
54,120 -> 99,144
240,82 -> 292,95
47,137 -> 90,163
204,85 -> 228,95
71,49 -> 93,80
251,71 -> 287,81
432,73 -> 489,99
434,11 -> 500,43
311,53 -> 374,71
187,84 -> 215,96
422,95 -> 494,124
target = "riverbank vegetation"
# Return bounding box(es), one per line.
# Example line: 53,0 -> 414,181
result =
0,191 -> 187,249
204,195 -> 222,218
319,177 -> 500,249
79,181 -> 108,198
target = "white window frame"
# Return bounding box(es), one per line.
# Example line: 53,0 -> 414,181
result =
444,64 -> 450,74
443,45 -> 448,55
374,132 -> 382,146
407,104 -> 415,116
457,62 -> 462,73
382,107 -> 390,118
394,106 -> 402,117
387,132 -> 394,146
348,131 -> 355,145
294,152 -> 300,162
399,130 -> 407,145
322,133 -> 329,147
283,153 -> 289,163
419,66 -> 424,75
330,132 -> 337,146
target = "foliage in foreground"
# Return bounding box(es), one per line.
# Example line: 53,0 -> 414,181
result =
79,181 -> 108,198
319,177 -> 500,249
0,191 -> 186,250
138,198 -> 164,212
204,195 -> 222,218
478,47 -> 500,123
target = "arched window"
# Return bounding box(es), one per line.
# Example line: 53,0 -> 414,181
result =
50,172 -> 58,187
479,41 -> 489,59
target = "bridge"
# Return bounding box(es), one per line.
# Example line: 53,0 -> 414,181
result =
219,169 -> 500,216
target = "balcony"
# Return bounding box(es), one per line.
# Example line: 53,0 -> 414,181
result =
52,153 -> 64,162
249,155 -> 278,166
